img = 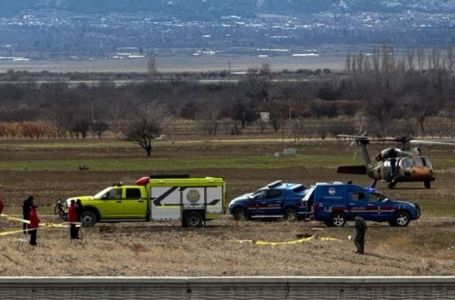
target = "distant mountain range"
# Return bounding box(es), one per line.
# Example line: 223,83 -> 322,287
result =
2,0 -> 455,18
0,0 -> 454,59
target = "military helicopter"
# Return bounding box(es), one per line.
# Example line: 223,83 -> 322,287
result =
337,135 -> 455,189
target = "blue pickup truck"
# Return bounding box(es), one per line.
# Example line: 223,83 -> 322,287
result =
228,181 -> 307,221
303,182 -> 421,227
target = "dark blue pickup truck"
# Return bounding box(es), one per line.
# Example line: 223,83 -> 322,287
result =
228,181 -> 307,221
303,182 -> 421,227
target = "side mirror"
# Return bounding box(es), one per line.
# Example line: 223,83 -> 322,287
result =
101,194 -> 108,200
383,198 -> 390,202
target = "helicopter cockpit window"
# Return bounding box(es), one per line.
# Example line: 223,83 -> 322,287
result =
414,158 -> 424,167
351,192 -> 366,201
419,157 -> 433,168
424,158 -> 433,169
400,157 -> 414,169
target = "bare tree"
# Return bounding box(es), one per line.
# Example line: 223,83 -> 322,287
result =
91,120 -> 109,139
446,47 -> 454,73
243,67 -> 271,103
405,96 -> 439,135
346,53 -> 352,73
356,52 -> 364,74
417,48 -> 425,71
372,47 -> 380,73
72,118 -> 91,139
197,103 -> 220,136
406,48 -> 415,71
290,118 -> 305,143
147,55 -> 158,81
122,107 -> 164,157
430,48 -> 442,70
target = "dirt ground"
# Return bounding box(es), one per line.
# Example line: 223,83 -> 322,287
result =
1,140 -> 455,276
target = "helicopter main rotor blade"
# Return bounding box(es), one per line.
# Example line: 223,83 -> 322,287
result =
410,139 -> 455,146
337,134 -> 369,140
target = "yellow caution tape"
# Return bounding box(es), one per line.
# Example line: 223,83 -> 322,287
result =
0,228 -> 35,236
1,214 -> 80,227
0,214 -> 81,237
0,213 -> 30,224
238,235 -> 341,246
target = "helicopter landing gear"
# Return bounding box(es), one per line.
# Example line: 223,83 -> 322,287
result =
424,181 -> 431,189
388,181 -> 396,189
370,180 -> 377,189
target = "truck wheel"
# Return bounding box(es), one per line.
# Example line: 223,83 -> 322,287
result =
284,208 -> 298,222
233,208 -> 248,221
424,181 -> 431,189
330,212 -> 346,227
185,211 -> 203,227
392,211 -> 410,227
80,211 -> 97,227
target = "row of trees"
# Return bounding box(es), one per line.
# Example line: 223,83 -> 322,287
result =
0,121 -> 109,139
0,46 -> 454,155
342,46 -> 455,135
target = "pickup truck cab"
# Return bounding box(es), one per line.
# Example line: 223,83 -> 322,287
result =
56,176 -> 225,227
228,181 -> 307,221
303,182 -> 420,227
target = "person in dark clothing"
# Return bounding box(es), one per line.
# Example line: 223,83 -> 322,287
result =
29,205 -> 40,246
354,215 -> 367,254
68,200 -> 78,239
22,195 -> 34,234
75,199 -> 84,239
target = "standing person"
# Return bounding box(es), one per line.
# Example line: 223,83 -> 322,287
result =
29,205 -> 40,246
22,195 -> 34,234
75,199 -> 84,239
68,200 -> 78,239
354,215 -> 367,255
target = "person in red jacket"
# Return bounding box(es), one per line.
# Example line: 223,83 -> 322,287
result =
68,200 -> 78,239
29,205 -> 40,246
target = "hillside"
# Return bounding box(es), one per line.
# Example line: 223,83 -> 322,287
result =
1,0 -> 455,18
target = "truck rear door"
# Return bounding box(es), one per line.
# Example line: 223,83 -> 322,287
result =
123,187 -> 148,218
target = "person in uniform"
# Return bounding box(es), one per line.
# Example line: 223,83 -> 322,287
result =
29,205 -> 40,246
68,200 -> 78,239
22,195 -> 34,234
354,215 -> 367,254
75,199 -> 84,239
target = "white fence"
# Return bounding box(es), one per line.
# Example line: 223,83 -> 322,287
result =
0,277 -> 455,300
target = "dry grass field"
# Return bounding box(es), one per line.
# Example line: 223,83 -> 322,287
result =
1,138 -> 455,276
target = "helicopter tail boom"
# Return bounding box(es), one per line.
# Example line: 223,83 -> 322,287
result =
337,165 -> 368,175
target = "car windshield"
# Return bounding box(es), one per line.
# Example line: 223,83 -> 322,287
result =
252,188 -> 267,199
369,192 -> 386,202
302,187 -> 315,201
292,184 -> 305,193
94,187 -> 113,199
